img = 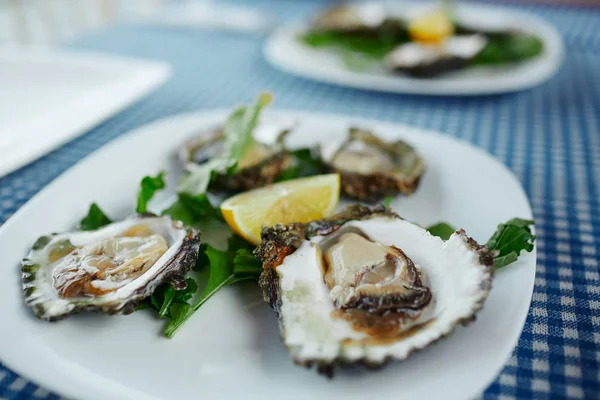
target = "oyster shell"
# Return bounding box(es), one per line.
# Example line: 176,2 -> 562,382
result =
179,125 -> 290,192
319,128 -> 425,202
255,205 -> 494,374
309,4 -> 408,47
386,35 -> 487,77
22,216 -> 200,321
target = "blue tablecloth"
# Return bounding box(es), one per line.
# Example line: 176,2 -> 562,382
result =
1,1 -> 598,398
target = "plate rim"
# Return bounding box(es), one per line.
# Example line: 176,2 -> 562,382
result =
263,2 -> 565,96
0,109 -> 536,400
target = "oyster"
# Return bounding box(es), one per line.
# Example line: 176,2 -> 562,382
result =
312,3 -> 388,32
22,216 -> 200,321
255,205 -> 494,374
179,125 -> 290,192
386,35 -> 487,77
319,128 -> 424,202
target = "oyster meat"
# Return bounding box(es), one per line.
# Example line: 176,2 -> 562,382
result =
313,3 -> 387,33
386,35 -> 488,77
319,128 -> 425,202
22,216 -> 200,320
255,205 -> 494,374
179,123 -> 291,192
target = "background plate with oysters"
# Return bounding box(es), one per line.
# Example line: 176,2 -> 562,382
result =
0,94 -> 535,400
264,1 -> 564,95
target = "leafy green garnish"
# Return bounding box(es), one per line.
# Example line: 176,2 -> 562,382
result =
276,148 -> 323,182
178,93 -> 273,195
162,193 -> 223,226
301,23 -> 542,71
79,203 -> 112,231
383,196 -> 393,207
486,218 -> 535,268
136,171 -> 166,214
161,236 -> 261,338
472,35 -> 543,66
139,278 -> 198,317
426,222 -> 455,240
300,23 -> 409,59
426,218 -> 535,268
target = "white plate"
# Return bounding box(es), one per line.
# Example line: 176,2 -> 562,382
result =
0,47 -> 171,177
264,2 -> 564,95
0,110 -> 536,400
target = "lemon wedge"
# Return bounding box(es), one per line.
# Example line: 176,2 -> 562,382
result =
408,10 -> 454,44
221,174 -> 341,245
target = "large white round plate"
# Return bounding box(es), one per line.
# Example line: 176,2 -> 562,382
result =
0,110 -> 536,400
264,2 -> 564,95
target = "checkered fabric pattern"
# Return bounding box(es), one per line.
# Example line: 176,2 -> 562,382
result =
0,1 -> 598,399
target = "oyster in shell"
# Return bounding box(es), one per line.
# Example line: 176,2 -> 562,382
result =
179,125 -> 290,192
313,3 -> 387,33
255,205 -> 494,374
309,4 -> 408,47
22,216 -> 200,321
319,128 -> 425,202
386,35 -> 487,77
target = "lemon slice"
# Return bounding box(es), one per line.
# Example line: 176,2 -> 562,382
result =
408,10 -> 454,44
221,174 -> 341,245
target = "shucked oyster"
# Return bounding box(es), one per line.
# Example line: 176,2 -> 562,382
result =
22,216 -> 200,321
255,205 -> 494,374
319,128 -> 425,202
313,3 -> 387,32
309,3 -> 408,47
179,125 -> 290,192
386,35 -> 487,77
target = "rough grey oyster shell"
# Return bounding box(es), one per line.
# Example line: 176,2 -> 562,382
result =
179,126 -> 290,193
385,35 -> 487,77
22,216 -> 200,321
255,205 -> 494,375
319,128 -> 425,202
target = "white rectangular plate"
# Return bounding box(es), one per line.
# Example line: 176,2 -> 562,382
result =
0,47 -> 171,177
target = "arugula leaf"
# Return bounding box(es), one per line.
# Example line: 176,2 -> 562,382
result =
383,196 -> 393,207
300,21 -> 408,59
472,34 -> 543,66
427,222 -> 456,240
486,218 -> 535,268
426,218 -> 535,268
162,193 -> 223,226
178,93 -> 273,195
276,148 -> 323,182
79,203 -> 112,231
225,92 -> 273,163
233,248 -> 262,276
136,172 -> 166,214
139,277 -> 198,318
163,237 -> 261,338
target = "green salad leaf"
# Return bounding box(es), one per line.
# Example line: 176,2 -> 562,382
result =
300,22 -> 409,60
162,236 -> 261,338
426,218 -> 535,268
471,35 -> 543,66
486,218 -> 535,268
178,93 -> 273,195
79,203 -> 112,231
383,196 -> 394,207
162,193 -> 223,226
426,222 -> 456,240
301,22 -> 542,70
276,148 -> 323,182
136,171 -> 166,214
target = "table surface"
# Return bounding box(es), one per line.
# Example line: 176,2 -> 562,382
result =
1,1 -> 598,399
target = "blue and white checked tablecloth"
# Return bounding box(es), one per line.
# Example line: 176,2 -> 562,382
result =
0,0 -> 598,398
